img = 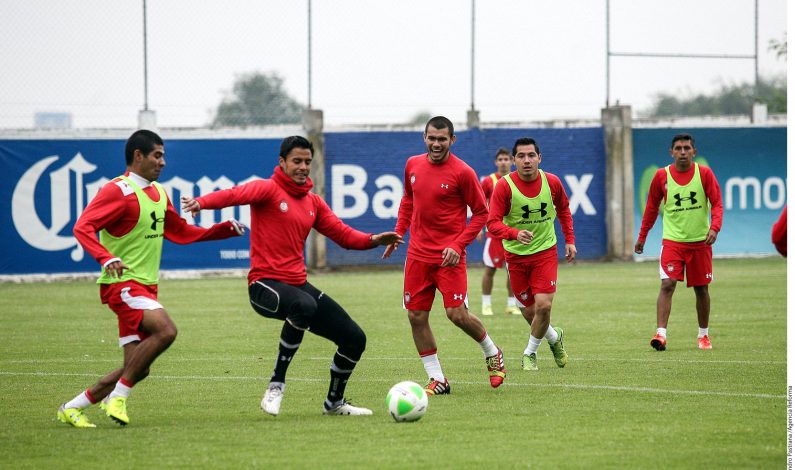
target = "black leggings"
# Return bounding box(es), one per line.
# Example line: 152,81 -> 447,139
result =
248,279 -> 366,360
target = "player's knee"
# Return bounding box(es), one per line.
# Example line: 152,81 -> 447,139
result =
287,296 -> 317,330
445,306 -> 468,327
660,281 -> 677,295
407,310 -> 429,327
349,326 -> 367,356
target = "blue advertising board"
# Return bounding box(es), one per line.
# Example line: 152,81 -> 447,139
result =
633,128 -> 786,257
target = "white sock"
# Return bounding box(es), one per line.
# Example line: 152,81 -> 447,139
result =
107,380 -> 132,400
545,325 -> 559,344
507,296 -> 517,307
656,327 -> 667,338
478,333 -> 499,357
421,352 -> 445,381
698,327 -> 709,338
482,295 -> 492,306
523,335 -> 543,356
64,391 -> 93,409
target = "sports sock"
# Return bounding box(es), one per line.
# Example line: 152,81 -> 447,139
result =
420,349 -> 444,381
523,335 -> 543,356
324,350 -> 357,409
64,389 -> 96,409
698,327 -> 709,338
271,322 -> 305,383
481,295 -> 492,307
656,327 -> 667,338
545,325 -> 559,344
477,332 -> 499,357
108,377 -> 133,399
507,296 -> 517,307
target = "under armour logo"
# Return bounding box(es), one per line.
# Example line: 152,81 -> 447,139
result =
706,273 -> 712,279
673,191 -> 698,207
440,183 -> 449,189
453,293 -> 463,300
550,280 -> 556,286
149,211 -> 164,230
521,202 -> 548,218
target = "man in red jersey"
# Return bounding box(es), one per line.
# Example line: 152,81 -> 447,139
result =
182,136 -> 401,417
57,130 -> 245,428
476,147 -> 521,316
383,116 -> 506,395
771,206 -> 786,257
635,133 -> 723,351
487,137 -> 573,372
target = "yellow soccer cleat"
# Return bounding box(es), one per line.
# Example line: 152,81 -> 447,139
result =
100,396 -> 130,426
57,404 -> 96,428
505,305 -> 522,316
481,305 -> 494,316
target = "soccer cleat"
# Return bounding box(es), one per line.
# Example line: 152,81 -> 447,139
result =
481,305 -> 494,316
505,305 -> 522,316
323,399 -> 373,416
261,383 -> 284,416
100,396 -> 129,425
548,327 -> 569,368
522,353 -> 539,371
424,377 -> 451,396
698,335 -> 713,350
486,348 -> 506,388
650,334 -> 667,351
57,404 -> 96,428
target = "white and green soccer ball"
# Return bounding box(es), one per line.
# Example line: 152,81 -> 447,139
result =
386,381 -> 428,422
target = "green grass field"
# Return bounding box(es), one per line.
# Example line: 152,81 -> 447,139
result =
0,258 -> 787,468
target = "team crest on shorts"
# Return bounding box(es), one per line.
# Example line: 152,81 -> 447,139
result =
667,263 -> 674,273
404,292 -> 411,303
520,292 -> 528,301
279,200 -> 289,212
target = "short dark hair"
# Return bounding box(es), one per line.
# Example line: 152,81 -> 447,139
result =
671,133 -> 695,148
495,147 -> 511,159
125,129 -> 163,165
512,137 -> 540,156
279,135 -> 313,158
424,116 -> 454,136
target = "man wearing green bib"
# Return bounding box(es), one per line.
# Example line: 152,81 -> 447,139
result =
635,133 -> 723,351
487,137 -> 575,371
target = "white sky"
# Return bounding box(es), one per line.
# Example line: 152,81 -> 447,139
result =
0,0 -> 787,128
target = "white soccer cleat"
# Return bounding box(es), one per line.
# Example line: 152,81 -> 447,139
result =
261,383 -> 284,416
323,399 -> 373,416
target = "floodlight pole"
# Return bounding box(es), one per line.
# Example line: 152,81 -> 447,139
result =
307,0 -> 312,109
605,0 -> 610,107
754,0 -> 759,93
469,0 -> 475,111
143,0 -> 149,111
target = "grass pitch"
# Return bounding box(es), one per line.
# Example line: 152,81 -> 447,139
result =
0,258 -> 786,468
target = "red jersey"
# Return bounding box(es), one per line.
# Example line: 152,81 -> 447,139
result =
480,173 -> 500,204
74,172 -> 239,269
394,153 -> 488,263
771,205 -> 786,256
637,164 -> 723,244
486,171 -> 575,263
196,167 -> 373,286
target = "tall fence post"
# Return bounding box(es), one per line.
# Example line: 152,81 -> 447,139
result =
601,105 -> 634,260
303,108 -> 326,270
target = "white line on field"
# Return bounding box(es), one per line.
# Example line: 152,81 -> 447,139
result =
0,371 -> 783,400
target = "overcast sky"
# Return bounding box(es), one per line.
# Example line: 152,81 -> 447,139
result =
0,0 -> 787,128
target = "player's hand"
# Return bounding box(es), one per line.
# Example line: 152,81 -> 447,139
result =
516,230 -> 534,245
180,196 -> 201,217
705,229 -> 718,245
227,218 -> 246,236
476,230 -> 484,243
634,240 -> 645,254
382,241 -> 400,259
565,244 -> 577,263
371,231 -> 403,247
104,260 -> 129,278
440,247 -> 460,267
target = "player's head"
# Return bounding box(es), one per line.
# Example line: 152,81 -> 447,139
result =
494,147 -> 512,175
671,133 -> 695,149
423,116 -> 456,164
279,135 -> 313,185
512,137 -> 540,156
125,129 -> 163,166
669,133 -> 696,168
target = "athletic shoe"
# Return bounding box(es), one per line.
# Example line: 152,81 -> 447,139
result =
698,335 -> 713,350
650,334 -> 667,351
522,353 -> 539,371
486,348 -> 506,388
424,377 -> 451,396
323,399 -> 373,416
100,396 -> 129,426
57,404 -> 96,428
481,305 -> 494,316
505,305 -> 522,316
261,383 -> 284,416
549,327 -> 569,368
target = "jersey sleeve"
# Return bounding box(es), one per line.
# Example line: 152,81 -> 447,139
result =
73,183 -> 127,266
548,174 -> 575,244
485,177 -> 520,240
451,166 -> 488,254
163,194 -> 241,244
701,166 -> 724,233
313,196 -> 372,250
196,179 -> 271,210
394,161 -> 414,237
637,169 -> 666,243
481,176 -> 493,205
772,206 -> 787,256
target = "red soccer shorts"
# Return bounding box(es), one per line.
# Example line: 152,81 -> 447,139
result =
659,239 -> 713,287
100,280 -> 162,346
482,233 -> 506,269
403,257 -> 468,311
506,248 -> 558,307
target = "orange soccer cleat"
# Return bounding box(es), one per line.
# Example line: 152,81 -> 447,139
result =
650,334 -> 667,351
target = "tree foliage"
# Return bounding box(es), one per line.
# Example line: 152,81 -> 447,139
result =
643,77 -> 786,118
213,72 -> 303,127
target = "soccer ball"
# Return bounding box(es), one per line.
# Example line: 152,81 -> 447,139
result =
386,381 -> 428,422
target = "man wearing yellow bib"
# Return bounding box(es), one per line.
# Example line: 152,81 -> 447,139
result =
635,133 -> 724,351
487,137 -> 575,371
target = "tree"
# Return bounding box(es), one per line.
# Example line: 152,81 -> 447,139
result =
407,111 -> 432,126
769,33 -> 787,59
643,77 -> 786,117
213,72 -> 303,127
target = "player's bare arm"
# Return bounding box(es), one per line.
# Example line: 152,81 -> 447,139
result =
370,232 -> 404,247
